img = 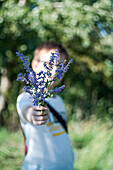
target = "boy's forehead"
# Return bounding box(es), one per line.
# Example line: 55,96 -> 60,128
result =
39,49 -> 56,62
38,48 -> 65,63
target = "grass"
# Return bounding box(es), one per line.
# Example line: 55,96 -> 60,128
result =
69,118 -> 113,170
0,128 -> 24,170
0,118 -> 113,170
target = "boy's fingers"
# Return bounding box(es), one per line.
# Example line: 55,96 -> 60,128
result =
32,120 -> 47,125
33,110 -> 49,116
31,107 -> 49,125
33,115 -> 49,121
33,106 -> 48,111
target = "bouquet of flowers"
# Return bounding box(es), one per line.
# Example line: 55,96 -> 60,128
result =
16,50 -> 73,107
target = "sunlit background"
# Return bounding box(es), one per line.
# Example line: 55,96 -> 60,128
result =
0,0 -> 113,169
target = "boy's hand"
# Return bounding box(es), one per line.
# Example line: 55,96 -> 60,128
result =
31,106 -> 49,125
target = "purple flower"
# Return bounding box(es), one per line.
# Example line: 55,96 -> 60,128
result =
63,59 -> 73,73
16,51 -> 73,106
16,52 -> 31,72
49,53 -> 55,68
52,85 -> 65,93
56,69 -> 64,79
24,86 -> 33,95
17,73 -> 29,84
55,62 -> 64,79
28,72 -> 37,86
44,62 -> 51,71
37,71 -> 44,76
33,99 -> 39,106
46,72 -> 52,77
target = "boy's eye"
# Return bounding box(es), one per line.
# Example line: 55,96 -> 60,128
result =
38,60 -> 60,68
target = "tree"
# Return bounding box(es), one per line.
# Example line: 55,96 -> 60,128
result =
0,0 -> 113,128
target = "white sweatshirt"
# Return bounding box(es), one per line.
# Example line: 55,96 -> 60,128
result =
16,92 -> 74,170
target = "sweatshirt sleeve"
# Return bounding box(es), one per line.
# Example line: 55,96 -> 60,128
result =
16,92 -> 33,123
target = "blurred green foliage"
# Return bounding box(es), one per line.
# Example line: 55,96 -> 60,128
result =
69,119 -> 113,169
0,0 -> 113,128
0,128 -> 24,169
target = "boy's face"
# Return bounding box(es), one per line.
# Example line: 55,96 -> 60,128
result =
32,48 -> 65,90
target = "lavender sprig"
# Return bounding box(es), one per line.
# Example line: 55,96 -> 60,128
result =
63,59 -> 73,73
16,50 -> 73,106
52,85 -> 65,93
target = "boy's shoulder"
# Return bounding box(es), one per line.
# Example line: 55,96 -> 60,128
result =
16,92 -> 33,110
46,95 -> 66,114
17,92 -> 31,101
18,91 -> 30,97
45,95 -> 64,105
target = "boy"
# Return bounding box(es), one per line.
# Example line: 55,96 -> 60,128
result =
16,42 -> 74,170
